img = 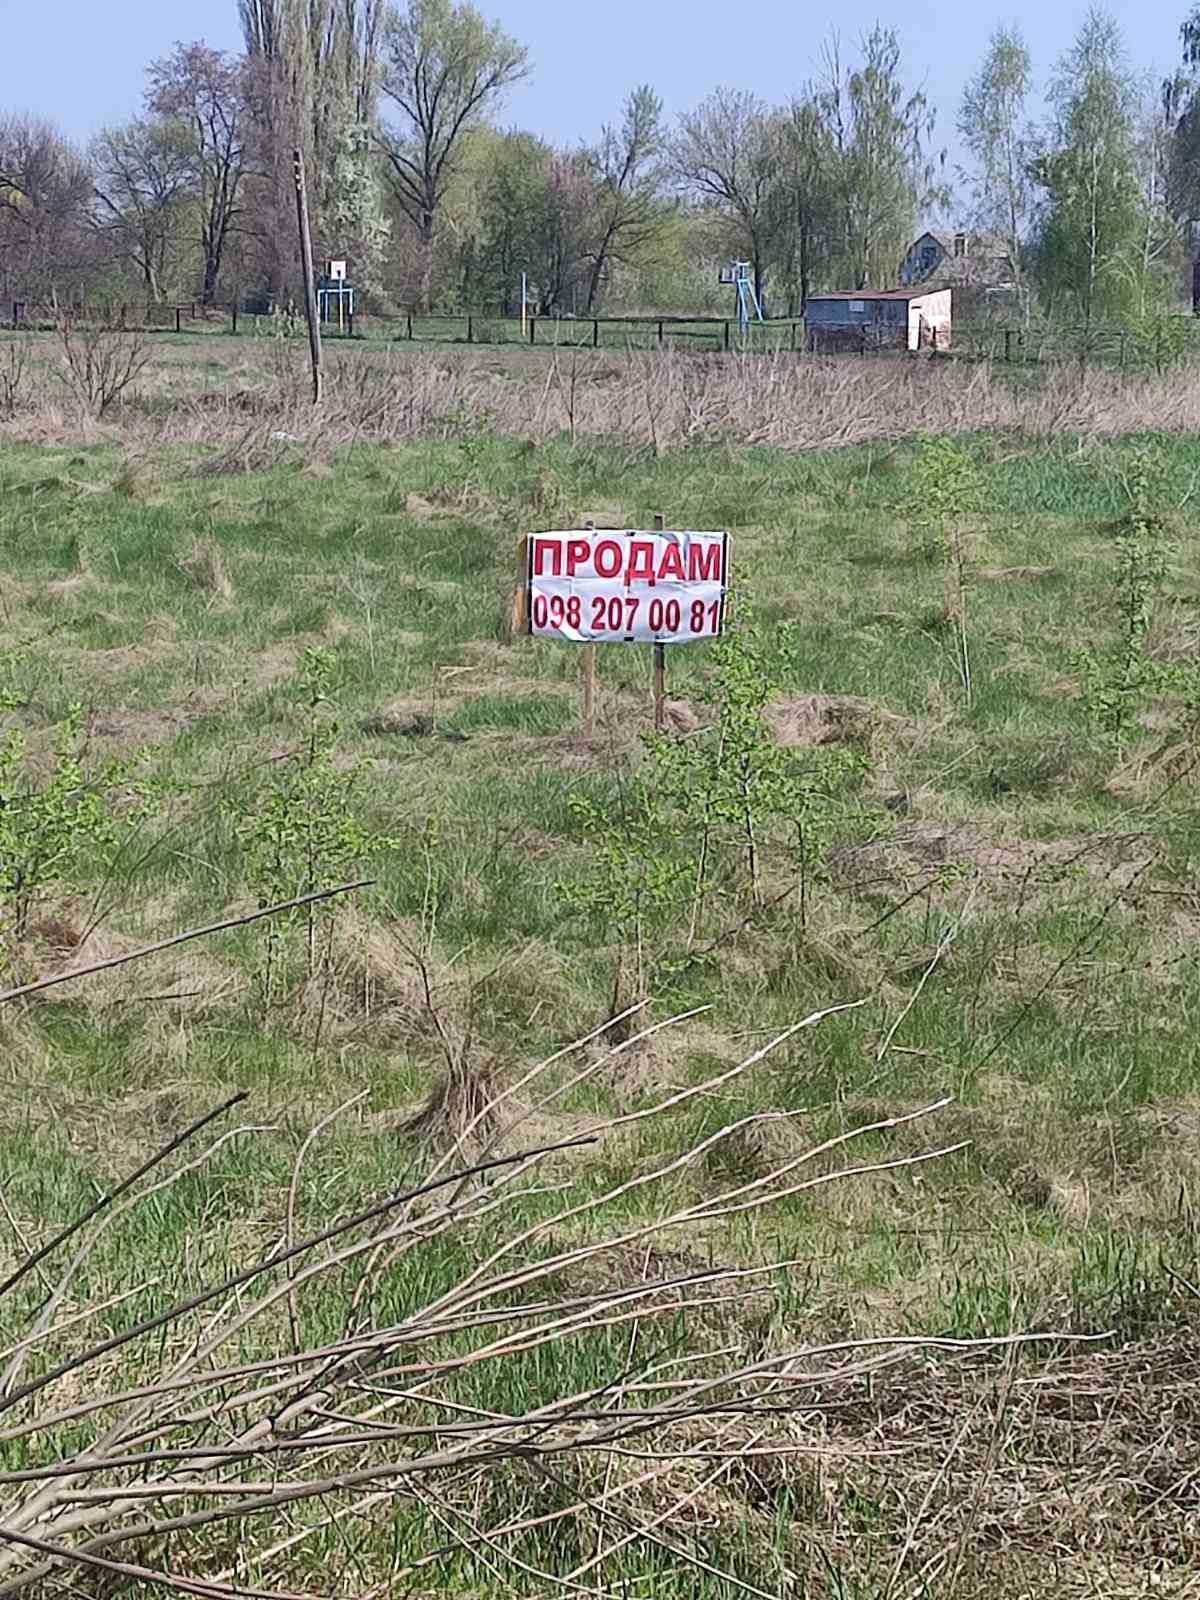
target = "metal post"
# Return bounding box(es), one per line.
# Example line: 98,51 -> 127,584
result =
521,271 -> 528,341
593,319 -> 599,348
723,320 -> 730,352
175,307 -> 182,333
232,305 -> 238,335
467,314 -> 473,344
529,317 -> 536,345
657,319 -> 664,346
292,148 -> 322,405
407,311 -> 413,340
652,513 -> 666,732
348,308 -> 355,338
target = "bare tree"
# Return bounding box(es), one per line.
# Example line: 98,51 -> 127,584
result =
90,120 -> 193,303
0,116 -> 95,305
147,45 -> 251,307
378,0 -> 529,304
581,84 -> 668,313
672,88 -> 776,304
56,318 -> 150,416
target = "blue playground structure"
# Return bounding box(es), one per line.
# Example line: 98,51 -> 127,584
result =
719,261 -> 764,330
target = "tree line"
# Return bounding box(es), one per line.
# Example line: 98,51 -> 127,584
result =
2,0 -> 1200,324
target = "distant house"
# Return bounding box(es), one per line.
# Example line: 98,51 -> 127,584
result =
804,288 -> 951,353
899,231 -> 1015,290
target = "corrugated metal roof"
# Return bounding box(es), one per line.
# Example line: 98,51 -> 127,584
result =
805,288 -> 937,302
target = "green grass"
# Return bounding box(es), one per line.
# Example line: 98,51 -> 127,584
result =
3,412 -> 1200,1595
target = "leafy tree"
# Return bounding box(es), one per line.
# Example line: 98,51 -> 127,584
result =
958,25 -> 1034,310
239,0 -> 387,299
672,88 -> 776,304
580,85 -> 669,313
466,131 -> 591,313
90,119 -> 193,302
820,28 -> 943,290
765,98 -> 842,312
378,0 -> 529,304
1031,9 -> 1146,323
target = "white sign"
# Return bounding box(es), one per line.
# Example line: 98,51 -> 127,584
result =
526,530 -> 729,645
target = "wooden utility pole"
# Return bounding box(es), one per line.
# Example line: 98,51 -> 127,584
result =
292,148 -> 322,405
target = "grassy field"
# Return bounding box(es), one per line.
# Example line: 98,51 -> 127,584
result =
2,332 -> 1200,1596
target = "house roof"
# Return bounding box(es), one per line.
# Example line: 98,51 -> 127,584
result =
806,288 -> 940,302
918,230 -> 1010,257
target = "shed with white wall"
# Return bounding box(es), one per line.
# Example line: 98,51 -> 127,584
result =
804,288 -> 952,352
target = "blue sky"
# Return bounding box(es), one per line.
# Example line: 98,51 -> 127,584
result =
0,0 -> 1190,160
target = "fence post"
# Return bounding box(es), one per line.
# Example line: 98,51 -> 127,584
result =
657,319 -> 664,346
652,513 -> 667,732
175,307 -> 182,334
790,320 -> 796,353
529,317 -> 536,345
407,311 -> 413,340
348,308 -> 355,338
232,305 -> 239,336
723,320 -> 730,352
467,314 -> 473,344
593,319 -> 599,348
190,302 -> 196,321
1004,330 -> 1011,363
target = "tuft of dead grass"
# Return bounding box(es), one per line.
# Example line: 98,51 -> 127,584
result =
179,539 -> 233,604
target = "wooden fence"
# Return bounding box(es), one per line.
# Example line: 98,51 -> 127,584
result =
3,300 -> 806,353
7,298 -> 1200,371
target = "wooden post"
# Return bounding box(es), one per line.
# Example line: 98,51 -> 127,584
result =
175,307 -> 182,334
652,513 -> 666,732
593,319 -> 599,348
529,317 -> 536,345
582,520 -> 596,738
657,319 -> 664,346
407,311 -> 413,340
723,320 -> 730,352
231,305 -> 239,335
467,314 -> 473,344
512,536 -> 530,636
292,148 -> 322,405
